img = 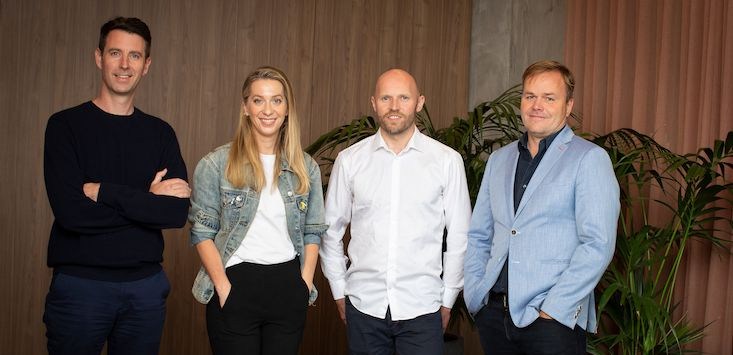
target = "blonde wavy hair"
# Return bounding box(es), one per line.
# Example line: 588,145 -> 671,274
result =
226,66 -> 310,194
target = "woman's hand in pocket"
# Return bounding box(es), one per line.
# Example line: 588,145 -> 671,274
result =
215,280 -> 232,308
302,276 -> 313,293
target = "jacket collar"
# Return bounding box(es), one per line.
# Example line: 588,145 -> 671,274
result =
513,125 -> 574,218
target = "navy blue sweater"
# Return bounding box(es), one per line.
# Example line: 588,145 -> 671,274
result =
44,101 -> 189,281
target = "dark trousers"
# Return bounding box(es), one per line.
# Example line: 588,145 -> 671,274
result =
43,270 -> 170,355
206,258 -> 309,355
345,298 -> 444,355
475,293 -> 587,355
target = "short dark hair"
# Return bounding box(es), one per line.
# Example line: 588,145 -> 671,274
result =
522,60 -> 575,102
98,17 -> 151,58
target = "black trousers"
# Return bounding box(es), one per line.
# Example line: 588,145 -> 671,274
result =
475,293 -> 587,355
206,258 -> 309,355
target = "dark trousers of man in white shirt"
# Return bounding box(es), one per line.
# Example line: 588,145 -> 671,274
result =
345,297 -> 444,355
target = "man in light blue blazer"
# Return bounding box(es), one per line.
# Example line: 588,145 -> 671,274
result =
464,60 -> 620,354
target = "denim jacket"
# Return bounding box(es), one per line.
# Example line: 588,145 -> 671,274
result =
190,143 -> 327,305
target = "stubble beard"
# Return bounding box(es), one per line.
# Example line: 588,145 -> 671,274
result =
379,111 -> 415,136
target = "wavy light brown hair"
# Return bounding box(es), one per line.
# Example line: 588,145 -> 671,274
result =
226,66 -> 309,194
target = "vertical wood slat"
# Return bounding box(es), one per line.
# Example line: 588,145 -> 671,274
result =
0,0 -> 472,354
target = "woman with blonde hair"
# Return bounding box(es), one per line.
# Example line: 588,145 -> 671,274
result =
189,66 -> 326,355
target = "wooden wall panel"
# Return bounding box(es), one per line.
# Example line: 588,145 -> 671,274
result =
0,0 -> 472,354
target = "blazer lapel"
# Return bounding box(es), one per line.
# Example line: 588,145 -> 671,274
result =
514,126 -> 574,218
505,146 -> 520,219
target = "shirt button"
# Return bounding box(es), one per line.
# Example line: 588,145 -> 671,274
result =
288,191 -> 293,196
511,229 -> 517,236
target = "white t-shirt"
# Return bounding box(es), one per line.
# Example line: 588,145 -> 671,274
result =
226,154 -> 296,267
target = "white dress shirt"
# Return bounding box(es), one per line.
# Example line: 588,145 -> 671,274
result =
320,127 -> 471,321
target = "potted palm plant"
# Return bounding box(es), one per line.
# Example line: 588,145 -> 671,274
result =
588,129 -> 733,354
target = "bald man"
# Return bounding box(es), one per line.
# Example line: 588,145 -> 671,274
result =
320,69 -> 471,355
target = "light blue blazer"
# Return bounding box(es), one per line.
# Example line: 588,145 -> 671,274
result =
463,125 -> 620,332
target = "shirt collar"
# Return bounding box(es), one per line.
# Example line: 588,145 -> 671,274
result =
371,126 -> 423,154
518,125 -> 565,154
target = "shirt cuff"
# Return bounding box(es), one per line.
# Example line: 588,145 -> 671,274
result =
328,279 -> 346,300
442,288 -> 461,309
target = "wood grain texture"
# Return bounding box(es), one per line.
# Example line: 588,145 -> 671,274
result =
0,0 -> 472,354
